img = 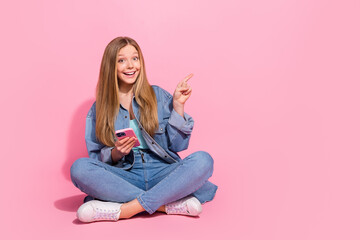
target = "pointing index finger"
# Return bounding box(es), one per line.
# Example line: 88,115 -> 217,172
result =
184,73 -> 194,83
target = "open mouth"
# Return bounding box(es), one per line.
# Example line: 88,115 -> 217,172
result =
123,71 -> 136,76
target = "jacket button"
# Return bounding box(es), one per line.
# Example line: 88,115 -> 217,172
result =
125,116 -> 127,118
152,141 -> 154,144
164,155 -> 167,158
140,128 -> 143,130
160,128 -> 163,131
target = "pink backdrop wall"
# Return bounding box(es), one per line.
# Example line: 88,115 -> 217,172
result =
1,0 -> 359,239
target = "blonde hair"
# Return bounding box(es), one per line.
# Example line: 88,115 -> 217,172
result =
95,37 -> 159,146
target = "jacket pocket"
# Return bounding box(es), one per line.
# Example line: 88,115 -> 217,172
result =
155,122 -> 166,134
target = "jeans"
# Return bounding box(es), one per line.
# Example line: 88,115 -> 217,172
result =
70,149 -> 216,214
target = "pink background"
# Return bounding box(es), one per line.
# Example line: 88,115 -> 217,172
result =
1,0 -> 359,239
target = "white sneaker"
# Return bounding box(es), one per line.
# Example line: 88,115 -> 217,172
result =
77,200 -> 122,222
165,196 -> 202,216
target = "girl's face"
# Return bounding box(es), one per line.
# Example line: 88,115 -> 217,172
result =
117,44 -> 141,86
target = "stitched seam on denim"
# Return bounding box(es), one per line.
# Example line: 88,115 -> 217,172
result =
168,124 -> 187,147
140,161 -> 183,197
154,122 -> 166,134
138,159 -> 211,212
169,128 -> 176,143
185,179 -> 210,201
169,167 -> 213,205
89,161 -> 143,181
137,194 -> 154,214
141,157 -> 149,191
161,164 -> 212,205
206,185 -> 218,202
121,153 -> 137,170
147,164 -> 179,182
133,112 -> 176,163
170,110 -> 190,132
73,162 -> 137,198
168,120 -> 185,145
136,162 -> 184,212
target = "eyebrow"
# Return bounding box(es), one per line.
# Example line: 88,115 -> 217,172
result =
118,52 -> 139,56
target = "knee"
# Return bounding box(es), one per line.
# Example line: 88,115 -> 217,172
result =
70,158 -> 91,184
191,151 -> 214,175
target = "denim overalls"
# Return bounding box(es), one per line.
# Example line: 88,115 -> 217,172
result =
70,85 -> 218,214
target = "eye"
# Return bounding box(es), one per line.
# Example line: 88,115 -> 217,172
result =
133,56 -> 139,61
118,59 -> 125,63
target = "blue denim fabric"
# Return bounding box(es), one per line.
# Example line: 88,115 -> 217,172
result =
71,85 -> 218,212
71,149 -> 217,213
86,85 -> 195,166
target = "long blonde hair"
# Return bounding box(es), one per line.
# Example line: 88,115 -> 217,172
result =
95,37 -> 158,146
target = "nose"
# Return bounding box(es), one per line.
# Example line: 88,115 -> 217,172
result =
127,60 -> 134,69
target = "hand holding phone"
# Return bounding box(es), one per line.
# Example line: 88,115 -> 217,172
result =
115,128 -> 140,147
112,128 -> 140,162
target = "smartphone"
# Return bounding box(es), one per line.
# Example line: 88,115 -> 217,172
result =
115,128 -> 141,147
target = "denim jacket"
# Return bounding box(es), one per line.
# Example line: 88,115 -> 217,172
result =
85,85 -> 195,169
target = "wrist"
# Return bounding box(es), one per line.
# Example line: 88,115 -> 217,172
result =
173,100 -> 184,108
111,148 -> 123,163
173,101 -> 184,118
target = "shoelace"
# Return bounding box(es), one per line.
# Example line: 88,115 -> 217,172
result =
92,207 -> 120,221
166,200 -> 190,214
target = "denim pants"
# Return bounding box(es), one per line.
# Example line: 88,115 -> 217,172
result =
70,149 -> 216,214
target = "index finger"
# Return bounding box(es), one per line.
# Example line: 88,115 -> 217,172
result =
118,137 -> 130,145
183,73 -> 194,83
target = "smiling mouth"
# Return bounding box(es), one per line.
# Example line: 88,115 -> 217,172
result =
123,71 -> 136,76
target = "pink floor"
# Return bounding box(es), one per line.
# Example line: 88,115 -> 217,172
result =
3,142 -> 360,239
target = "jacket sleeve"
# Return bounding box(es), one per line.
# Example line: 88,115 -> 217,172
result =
159,87 -> 195,152
84,103 -> 115,165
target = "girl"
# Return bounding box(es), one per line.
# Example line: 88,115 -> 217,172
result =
70,36 -> 218,222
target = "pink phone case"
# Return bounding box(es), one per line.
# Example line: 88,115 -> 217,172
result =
115,128 -> 141,147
